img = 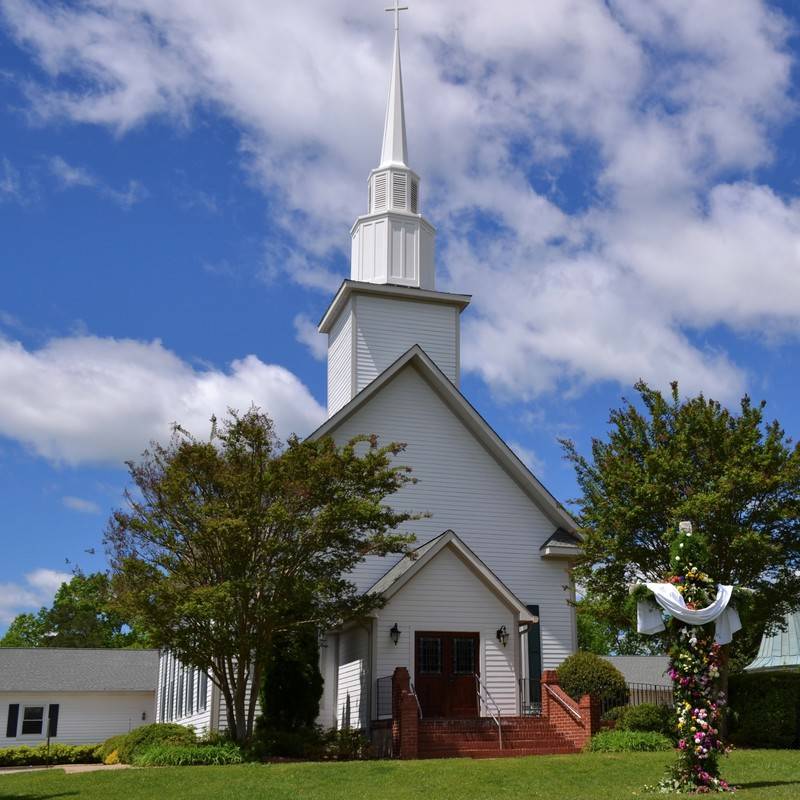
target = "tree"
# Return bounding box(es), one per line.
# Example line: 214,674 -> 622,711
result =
0,572 -> 148,648
576,595 -> 664,656
106,408 -> 416,743
260,623 -> 324,732
0,612 -> 47,647
562,381 -> 800,679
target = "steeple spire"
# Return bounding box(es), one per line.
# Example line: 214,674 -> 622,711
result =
380,3 -> 409,168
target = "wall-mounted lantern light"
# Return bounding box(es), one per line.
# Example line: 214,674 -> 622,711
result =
390,623 -> 401,646
496,625 -> 509,647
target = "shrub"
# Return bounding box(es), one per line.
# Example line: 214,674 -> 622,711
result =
0,743 -> 100,767
557,652 -> 628,704
616,703 -> 674,738
601,705 -> 627,723
253,726 -> 324,759
94,733 -> 128,764
728,671 -> 800,748
114,723 -> 196,764
132,743 -> 244,767
586,730 -> 674,753
321,727 -> 371,761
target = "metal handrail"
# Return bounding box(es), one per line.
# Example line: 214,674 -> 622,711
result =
474,673 -> 503,750
408,680 -> 423,718
544,683 -> 582,721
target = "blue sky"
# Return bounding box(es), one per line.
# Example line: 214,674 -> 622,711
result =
1,0 -> 799,629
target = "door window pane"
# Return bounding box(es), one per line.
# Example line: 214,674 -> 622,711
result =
418,637 -> 442,674
21,706 -> 44,735
452,638 -> 476,675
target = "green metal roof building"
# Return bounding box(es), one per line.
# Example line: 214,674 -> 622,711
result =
745,610 -> 800,672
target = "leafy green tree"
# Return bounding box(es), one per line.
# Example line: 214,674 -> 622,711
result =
260,622 -> 324,732
0,612 -> 47,647
576,596 -> 663,656
562,381 -> 800,681
1,572 -> 148,648
106,408 -> 416,743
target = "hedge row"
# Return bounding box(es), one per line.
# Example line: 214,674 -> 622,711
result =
95,723 -> 198,764
133,743 -> 244,766
586,730 -> 674,752
0,743 -> 100,767
728,671 -> 800,749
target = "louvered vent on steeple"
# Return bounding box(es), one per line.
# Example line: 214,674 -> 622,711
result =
410,179 -> 418,213
392,172 -> 407,209
373,172 -> 387,211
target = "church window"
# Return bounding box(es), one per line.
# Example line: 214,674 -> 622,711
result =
452,638 -> 476,675
418,637 -> 442,674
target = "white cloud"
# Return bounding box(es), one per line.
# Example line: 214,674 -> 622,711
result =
293,313 -> 327,361
0,332 -> 326,465
0,156 -> 22,201
0,568 -> 71,624
62,496 -> 102,514
1,0 -> 798,401
49,155 -> 147,209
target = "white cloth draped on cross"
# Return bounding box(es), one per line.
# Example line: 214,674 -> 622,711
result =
637,583 -> 742,645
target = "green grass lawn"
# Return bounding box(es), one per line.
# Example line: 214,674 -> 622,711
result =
1,750 -> 798,800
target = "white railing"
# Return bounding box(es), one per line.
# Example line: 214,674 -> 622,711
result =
474,673 -> 503,750
408,680 -> 423,718
544,683 -> 582,721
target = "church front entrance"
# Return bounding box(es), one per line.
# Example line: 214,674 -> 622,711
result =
414,631 -> 479,718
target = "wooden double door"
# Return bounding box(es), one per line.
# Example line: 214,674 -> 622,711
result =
414,631 -> 479,718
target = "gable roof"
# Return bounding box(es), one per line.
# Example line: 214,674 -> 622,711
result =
0,648 -> 160,692
309,345 -> 578,535
367,529 -> 537,623
540,527 -> 582,558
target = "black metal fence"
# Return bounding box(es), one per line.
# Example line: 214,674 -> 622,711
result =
376,675 -> 393,719
600,682 -> 674,716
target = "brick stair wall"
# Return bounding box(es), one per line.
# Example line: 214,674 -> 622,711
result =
389,665 -> 601,760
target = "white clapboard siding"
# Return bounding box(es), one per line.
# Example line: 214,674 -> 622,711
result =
335,627 -> 369,730
330,364 -> 576,669
327,308 -> 353,416
374,544 -> 518,716
0,692 -> 154,747
354,295 -> 458,391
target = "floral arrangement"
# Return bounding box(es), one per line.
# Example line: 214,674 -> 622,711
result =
640,523 -> 734,794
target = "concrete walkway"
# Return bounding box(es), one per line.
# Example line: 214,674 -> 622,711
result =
0,763 -> 130,776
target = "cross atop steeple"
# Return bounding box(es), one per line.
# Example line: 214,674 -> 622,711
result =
385,1 -> 408,32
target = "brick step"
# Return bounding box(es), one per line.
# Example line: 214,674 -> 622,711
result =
418,746 -> 580,759
419,735 -> 576,748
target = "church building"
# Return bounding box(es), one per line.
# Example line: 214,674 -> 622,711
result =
156,9 -> 582,753
312,11 -> 580,732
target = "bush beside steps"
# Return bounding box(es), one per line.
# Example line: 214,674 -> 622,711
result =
586,730 -> 674,753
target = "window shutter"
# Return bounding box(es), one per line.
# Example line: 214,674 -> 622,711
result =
526,604 -> 542,707
6,704 -> 19,738
47,704 -> 59,737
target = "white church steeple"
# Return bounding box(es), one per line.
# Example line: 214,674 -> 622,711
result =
319,4 -> 470,418
350,3 -> 436,289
